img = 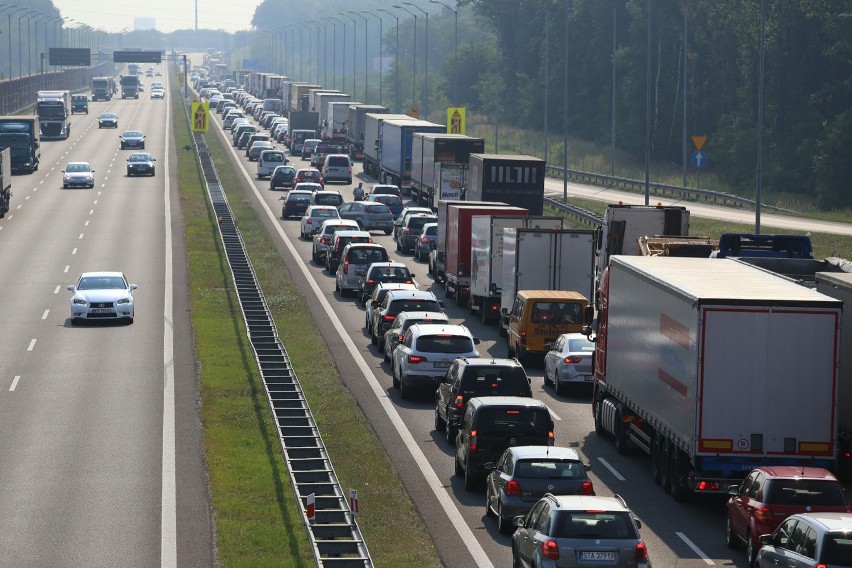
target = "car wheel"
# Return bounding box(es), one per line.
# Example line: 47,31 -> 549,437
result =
554,372 -> 566,396
311,249 -> 318,263
670,448 -> 691,502
370,330 -> 377,346
485,487 -> 495,518
127,170 -> 132,177
126,317 -> 134,325
399,373 -> 410,400
384,229 -> 392,236
434,407 -> 446,432
392,364 -> 400,389
454,456 -> 464,477
383,346 -> 390,363
746,529 -> 757,567
334,280 -> 340,294
497,502 -> 512,534
151,169 -> 155,176
463,461 -> 477,491
445,425 -> 456,446
63,184 -> 68,189
725,515 -> 738,549
660,438 -> 673,494
377,336 -> 385,351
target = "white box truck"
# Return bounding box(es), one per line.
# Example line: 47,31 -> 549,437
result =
588,256 -> 841,501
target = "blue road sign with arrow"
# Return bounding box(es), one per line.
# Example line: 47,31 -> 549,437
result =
691,150 -> 707,168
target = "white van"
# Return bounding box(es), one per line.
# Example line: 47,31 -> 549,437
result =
256,150 -> 288,179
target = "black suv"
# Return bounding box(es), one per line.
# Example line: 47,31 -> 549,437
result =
435,358 -> 532,445
455,397 -> 554,491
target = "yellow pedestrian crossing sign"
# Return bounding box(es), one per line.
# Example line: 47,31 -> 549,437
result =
191,101 -> 209,133
447,107 -> 465,135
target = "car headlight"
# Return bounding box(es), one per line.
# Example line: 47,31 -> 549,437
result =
64,175 -> 71,181
73,298 -> 88,306
117,298 -> 131,305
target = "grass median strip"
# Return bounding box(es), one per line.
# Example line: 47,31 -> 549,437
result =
172,91 -> 440,566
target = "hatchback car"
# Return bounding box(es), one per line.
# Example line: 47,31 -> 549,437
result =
392,323 -> 480,399
67,271 -> 138,324
311,220 -> 360,263
97,112 -> 118,128
414,223 -> 438,261
365,283 -> 419,338
247,140 -> 274,161
300,206 -> 340,239
338,201 -> 394,234
370,289 -> 444,348
370,184 -> 402,199
326,230 -> 373,273
543,333 -> 596,395
726,466 -> 851,566
256,150 -> 287,179
335,243 -> 390,297
62,162 -> 95,188
358,261 -> 415,304
321,154 -> 353,184
487,446 -> 594,534
382,311 -> 450,362
310,190 -> 344,208
511,494 -> 650,568
396,214 -> 437,253
294,168 -> 325,187
236,129 -> 258,149
126,152 -> 156,176
301,138 -> 321,160
366,194 -> 404,219
223,111 -> 245,130
281,190 -> 314,220
150,88 -> 165,99
119,130 -> 145,149
393,206 -> 432,238
755,512 -> 852,568
269,165 -> 297,190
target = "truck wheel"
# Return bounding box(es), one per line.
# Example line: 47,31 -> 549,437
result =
660,439 -> 672,494
593,396 -> 606,436
670,449 -> 691,502
650,435 -> 663,485
614,406 -> 630,454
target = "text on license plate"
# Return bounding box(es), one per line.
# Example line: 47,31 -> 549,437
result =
578,551 -> 617,561
584,375 -> 593,381
433,361 -> 451,368
355,269 -> 366,276
91,308 -> 114,313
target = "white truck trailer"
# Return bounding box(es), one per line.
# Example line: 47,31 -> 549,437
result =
589,256 -> 841,500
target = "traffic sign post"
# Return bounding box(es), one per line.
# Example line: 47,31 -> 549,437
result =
191,102 -> 209,133
349,488 -> 358,516
447,107 -> 466,135
113,50 -> 162,63
306,493 -> 315,524
406,104 -> 420,119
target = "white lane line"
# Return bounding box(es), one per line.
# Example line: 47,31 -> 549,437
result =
84,220 -> 89,226
9,376 -> 20,391
161,81 -> 177,568
78,233 -> 84,240
64,265 -> 70,273
89,209 -> 94,215
54,285 -> 60,294
27,339 -> 36,352
93,200 -> 97,204
676,532 -> 715,565
546,405 -> 562,421
42,310 -> 49,320
221,128 -> 496,568
0,226 -> 3,231
25,195 -> 30,200
596,457 -> 626,481
5,214 -> 11,219
72,248 -> 77,255
97,191 -> 102,196
16,204 -> 22,209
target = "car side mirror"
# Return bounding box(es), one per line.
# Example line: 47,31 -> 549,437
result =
482,462 -> 495,471
501,308 -> 508,316
581,325 -> 593,337
727,486 -> 739,496
473,337 -> 481,345
758,534 -> 772,546
130,284 -> 139,290
634,518 -> 642,529
513,516 -> 525,528
66,285 -> 75,292
409,274 -> 416,278
543,343 -> 554,352
584,463 -> 591,472
371,300 -> 379,308
438,301 -> 445,308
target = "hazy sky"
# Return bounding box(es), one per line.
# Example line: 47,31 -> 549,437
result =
52,0 -> 264,33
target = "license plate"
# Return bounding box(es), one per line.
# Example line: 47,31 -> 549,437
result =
584,375 -> 593,382
578,551 -> 617,561
355,269 -> 366,276
91,308 -> 114,314
434,361 -> 451,368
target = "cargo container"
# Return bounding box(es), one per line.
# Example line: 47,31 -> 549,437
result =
411,133 -> 485,207
377,119 -> 445,192
0,147 -> 11,217
466,154 -> 545,215
324,101 -> 360,141
362,113 -> 415,177
347,104 -> 388,159
0,116 -> 40,173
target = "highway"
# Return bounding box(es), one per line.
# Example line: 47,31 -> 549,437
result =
207,103 -> 760,567
0,76 -> 212,567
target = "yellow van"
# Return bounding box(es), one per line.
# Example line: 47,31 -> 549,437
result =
506,290 -> 589,360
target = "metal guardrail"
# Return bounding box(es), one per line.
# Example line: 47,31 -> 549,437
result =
544,164 -> 794,213
191,129 -> 373,567
544,197 -> 604,227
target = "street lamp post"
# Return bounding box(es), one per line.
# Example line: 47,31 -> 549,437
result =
363,11 -> 382,107
349,11 -> 368,103
429,0 -> 457,105
340,13 -> 357,100
393,5 -> 417,113
307,21 -> 321,85
377,8 -> 399,113
34,15 -> 48,75
21,10 -> 37,77
323,17 -> 338,90
403,2 -> 428,118
327,17 -> 343,91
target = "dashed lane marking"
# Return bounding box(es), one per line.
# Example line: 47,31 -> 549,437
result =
596,457 -> 626,481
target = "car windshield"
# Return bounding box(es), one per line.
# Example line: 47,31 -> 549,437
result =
553,511 -> 638,540
407,216 -> 435,231
531,302 -> 583,324
129,154 -> 151,162
415,335 -> 473,354
424,226 -> 438,236
77,276 -> 126,290
99,113 -> 115,119
765,480 -> 849,506
314,195 -> 341,206
123,131 -> 142,138
515,460 -> 586,479
66,163 -> 90,172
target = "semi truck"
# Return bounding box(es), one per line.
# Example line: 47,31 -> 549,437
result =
0,148 -> 11,218
468,215 -> 565,323
324,101 -> 360,141
597,203 -> 691,276
429,200 -> 506,286
91,77 -> 112,101
287,83 -> 321,112
285,111 -> 319,149
499,228 -> 597,335
120,74 -> 140,99
315,93 -> 351,131
466,154 -> 545,215
35,91 -> 71,139
411,134 -> 485,207
441,204 -> 529,304
587,256 -> 841,501
347,104 -> 388,159
377,118 -> 445,191
362,113 -> 413,177
0,116 -> 40,173
308,89 -> 341,113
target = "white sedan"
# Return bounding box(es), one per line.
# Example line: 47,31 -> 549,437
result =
62,162 -> 95,189
67,271 -> 138,324
300,206 -> 340,239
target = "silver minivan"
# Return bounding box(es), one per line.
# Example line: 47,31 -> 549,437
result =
335,243 -> 389,297
322,154 -> 353,184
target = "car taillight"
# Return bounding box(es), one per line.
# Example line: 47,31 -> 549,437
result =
541,540 -> 559,560
548,431 -> 555,446
469,430 -> 477,452
505,480 -> 521,495
405,228 -> 411,235
323,167 -> 329,173
343,260 -> 349,274
454,395 -> 464,409
320,237 -> 328,244
397,334 -> 404,341
520,331 -> 526,345
634,542 -> 649,562
564,355 -> 582,364
366,279 -> 375,286
408,354 -> 426,364
383,315 -> 396,322
306,218 -> 312,224
422,236 -> 428,242
348,167 -> 352,173
755,507 -> 773,524
581,481 -> 594,495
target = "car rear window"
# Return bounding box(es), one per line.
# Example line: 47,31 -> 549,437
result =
553,512 -> 638,539
474,407 -> 550,433
374,195 -> 401,205
822,535 -> 852,565
765,480 -> 848,506
336,236 -> 371,250
415,335 -> 474,354
515,459 -> 586,479
311,209 -> 338,218
347,249 -> 389,265
424,225 -> 437,236
327,156 -> 350,167
461,367 -> 532,397
323,225 -> 354,236
407,216 -> 435,231
531,301 -> 583,324
390,299 -> 442,315
568,338 -> 595,352
314,195 -> 342,206
365,204 -> 390,213
263,152 -> 285,162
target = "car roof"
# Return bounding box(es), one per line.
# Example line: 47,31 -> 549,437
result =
468,396 -> 549,409
517,290 -> 588,301
367,261 -> 407,269
343,242 -> 385,251
334,230 -> 371,238
548,494 -> 631,512
287,190 -> 313,197
460,357 -> 522,368
307,205 -> 338,211
386,289 -> 438,301
395,311 -> 449,322
508,446 -> 582,462
320,219 -> 359,229
409,323 -> 471,336
791,512 -> 852,531
66,161 -> 91,167
81,271 -> 124,278
750,466 -> 839,480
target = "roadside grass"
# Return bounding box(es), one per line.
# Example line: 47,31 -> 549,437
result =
172,89 -> 440,566
546,198 -> 852,260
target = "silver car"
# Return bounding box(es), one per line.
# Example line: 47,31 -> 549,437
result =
382,311 -> 450,362
67,271 -> 138,324
311,220 -> 360,263
756,512 -> 852,568
543,333 -> 595,395
335,243 -> 389,297
321,154 -> 353,184
338,201 -> 394,234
